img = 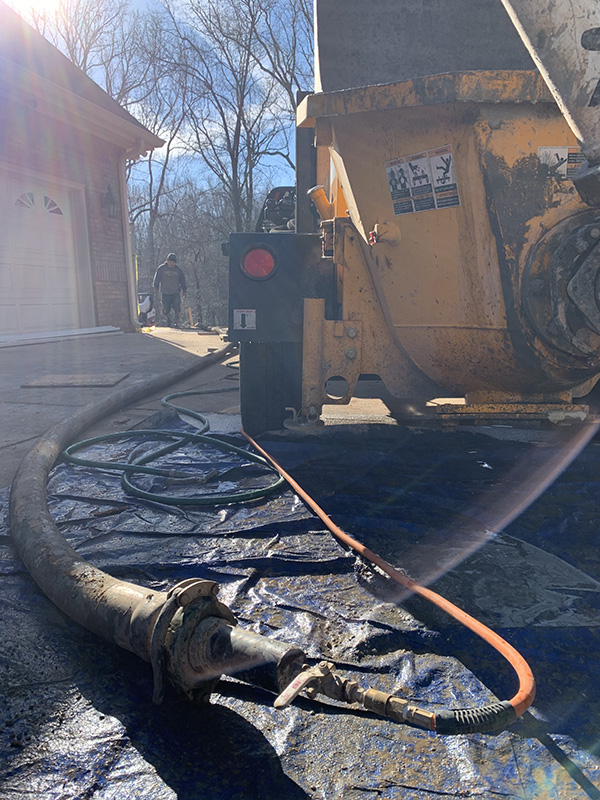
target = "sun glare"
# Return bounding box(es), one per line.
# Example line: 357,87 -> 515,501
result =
9,0 -> 61,18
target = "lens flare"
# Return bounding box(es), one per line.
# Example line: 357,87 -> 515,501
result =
7,0 -> 61,16
374,421 -> 600,603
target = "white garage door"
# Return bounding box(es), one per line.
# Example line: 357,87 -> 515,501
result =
0,171 -> 81,335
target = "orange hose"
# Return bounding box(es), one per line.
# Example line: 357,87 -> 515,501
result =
243,430 -> 536,718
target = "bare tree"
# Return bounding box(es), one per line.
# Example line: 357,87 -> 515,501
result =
168,181 -> 233,325
132,176 -> 232,325
127,18 -> 192,270
28,0 -> 175,112
30,0 -> 126,80
163,0 -> 293,232
23,0 -> 315,317
242,0 -> 313,110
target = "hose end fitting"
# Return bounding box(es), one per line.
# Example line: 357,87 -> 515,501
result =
434,700 -> 517,735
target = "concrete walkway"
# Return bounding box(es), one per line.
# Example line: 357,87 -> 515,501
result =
0,327 -> 240,489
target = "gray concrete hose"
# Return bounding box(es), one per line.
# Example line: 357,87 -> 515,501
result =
7,343 -> 288,703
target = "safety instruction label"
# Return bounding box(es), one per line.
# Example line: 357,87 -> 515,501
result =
233,309 -> 256,330
538,146 -> 584,179
385,144 -> 460,216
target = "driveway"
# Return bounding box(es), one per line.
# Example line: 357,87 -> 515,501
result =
0,327 -> 240,489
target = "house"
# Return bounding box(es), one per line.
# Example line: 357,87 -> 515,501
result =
0,1 -> 164,340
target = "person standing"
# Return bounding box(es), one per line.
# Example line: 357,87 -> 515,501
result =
153,253 -> 187,327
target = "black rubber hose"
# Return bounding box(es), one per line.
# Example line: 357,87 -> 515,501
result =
434,701 -> 517,735
62,428 -> 285,506
9,342 -> 235,660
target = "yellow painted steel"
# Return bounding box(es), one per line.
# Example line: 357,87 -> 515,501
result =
301,225 -> 440,418
297,71 -> 553,128
435,403 -> 589,424
297,70 -> 599,419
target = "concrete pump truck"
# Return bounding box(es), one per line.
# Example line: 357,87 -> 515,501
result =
228,0 -> 600,436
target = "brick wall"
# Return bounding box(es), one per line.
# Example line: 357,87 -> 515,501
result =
0,103 -> 134,332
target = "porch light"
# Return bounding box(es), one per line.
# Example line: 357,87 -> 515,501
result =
101,184 -> 118,219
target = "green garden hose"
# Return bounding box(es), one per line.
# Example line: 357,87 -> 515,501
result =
61,389 -> 285,506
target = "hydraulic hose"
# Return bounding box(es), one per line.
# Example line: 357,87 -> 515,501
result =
242,430 -> 536,735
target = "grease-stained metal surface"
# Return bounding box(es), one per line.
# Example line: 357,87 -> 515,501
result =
297,70 -> 552,127
521,209 -> 600,393
1,421 -> 600,798
297,68 -> 600,415
497,0 -> 600,162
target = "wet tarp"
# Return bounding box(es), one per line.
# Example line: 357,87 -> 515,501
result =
1,419 -> 599,799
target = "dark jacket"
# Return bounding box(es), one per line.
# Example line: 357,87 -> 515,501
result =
153,262 -> 187,295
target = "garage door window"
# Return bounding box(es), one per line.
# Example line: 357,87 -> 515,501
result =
14,192 -> 63,216
14,192 -> 34,209
44,195 -> 63,215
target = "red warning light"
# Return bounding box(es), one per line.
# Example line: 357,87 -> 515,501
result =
241,246 -> 278,279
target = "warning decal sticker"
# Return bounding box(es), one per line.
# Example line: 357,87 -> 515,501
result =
538,146 -> 584,179
385,144 -> 460,216
233,309 -> 256,330
385,157 -> 412,215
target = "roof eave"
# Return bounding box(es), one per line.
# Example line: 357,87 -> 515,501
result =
0,55 -> 165,156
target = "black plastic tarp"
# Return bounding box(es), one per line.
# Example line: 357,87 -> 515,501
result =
1,420 -> 599,799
